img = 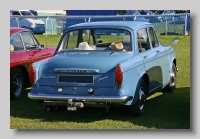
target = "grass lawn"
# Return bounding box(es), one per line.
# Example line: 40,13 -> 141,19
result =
10,34 -> 190,129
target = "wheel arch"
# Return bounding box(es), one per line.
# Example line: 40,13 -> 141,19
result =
131,73 -> 150,105
11,65 -> 29,82
141,73 -> 150,96
173,58 -> 176,67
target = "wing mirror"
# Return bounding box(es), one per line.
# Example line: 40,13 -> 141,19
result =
167,39 -> 178,46
171,39 -> 178,44
39,44 -> 45,49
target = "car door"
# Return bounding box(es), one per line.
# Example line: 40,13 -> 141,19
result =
10,32 -> 32,70
148,27 -> 170,86
20,31 -> 52,62
136,27 -> 160,93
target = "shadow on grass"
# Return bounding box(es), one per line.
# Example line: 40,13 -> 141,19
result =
10,87 -> 190,129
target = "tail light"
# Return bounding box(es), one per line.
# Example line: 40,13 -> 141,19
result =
29,64 -> 35,84
115,64 -> 123,86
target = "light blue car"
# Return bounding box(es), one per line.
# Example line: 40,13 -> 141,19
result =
28,21 -> 178,117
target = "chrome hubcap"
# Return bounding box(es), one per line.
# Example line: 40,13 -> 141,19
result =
13,73 -> 22,96
170,68 -> 176,86
139,88 -> 145,110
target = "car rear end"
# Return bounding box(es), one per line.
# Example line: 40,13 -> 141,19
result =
28,23 -> 138,111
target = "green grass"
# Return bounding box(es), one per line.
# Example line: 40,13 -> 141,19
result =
10,35 -> 190,129
35,34 -> 61,47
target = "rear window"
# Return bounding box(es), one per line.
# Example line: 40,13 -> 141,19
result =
58,28 -> 132,52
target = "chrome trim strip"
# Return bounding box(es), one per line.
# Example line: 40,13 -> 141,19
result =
54,68 -> 99,73
28,93 -> 133,103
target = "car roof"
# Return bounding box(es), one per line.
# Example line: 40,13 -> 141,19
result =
68,21 -> 151,30
10,27 -> 29,35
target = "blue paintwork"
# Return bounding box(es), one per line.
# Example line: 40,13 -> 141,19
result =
28,21 -> 176,112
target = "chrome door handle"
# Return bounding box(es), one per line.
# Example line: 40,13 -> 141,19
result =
156,50 -> 160,53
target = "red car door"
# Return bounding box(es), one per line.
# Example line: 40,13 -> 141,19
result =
10,32 -> 32,70
20,31 -> 52,62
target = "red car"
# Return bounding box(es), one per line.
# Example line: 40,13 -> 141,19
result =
10,27 -> 56,99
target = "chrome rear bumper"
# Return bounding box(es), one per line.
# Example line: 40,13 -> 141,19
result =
28,93 -> 133,103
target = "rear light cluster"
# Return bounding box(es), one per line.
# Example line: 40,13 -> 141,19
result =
29,64 -> 36,84
115,64 -> 123,86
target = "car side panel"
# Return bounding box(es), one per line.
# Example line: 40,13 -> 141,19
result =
157,46 -> 176,88
138,49 -> 161,92
26,49 -> 53,63
10,51 -> 32,70
154,46 -> 170,86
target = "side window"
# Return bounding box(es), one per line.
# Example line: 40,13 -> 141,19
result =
10,33 -> 24,52
137,28 -> 151,53
148,27 -> 159,48
21,31 -> 37,49
82,30 -> 94,45
64,30 -> 79,49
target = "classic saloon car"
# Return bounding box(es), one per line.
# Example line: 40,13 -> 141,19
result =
28,21 -> 177,116
10,27 -> 56,99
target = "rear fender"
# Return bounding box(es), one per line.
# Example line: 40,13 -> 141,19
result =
124,71 -> 149,106
32,58 -> 51,82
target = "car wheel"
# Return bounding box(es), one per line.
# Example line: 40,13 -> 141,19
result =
10,68 -> 24,99
162,63 -> 177,92
128,79 -> 147,117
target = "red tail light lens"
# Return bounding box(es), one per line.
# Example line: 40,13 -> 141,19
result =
29,64 -> 35,84
115,64 -> 123,86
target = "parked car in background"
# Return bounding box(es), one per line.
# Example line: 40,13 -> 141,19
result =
175,10 -> 190,14
149,10 -> 175,23
63,10 -> 149,32
10,27 -> 56,99
137,10 -> 153,15
28,21 -> 178,117
125,10 -> 149,22
10,10 -> 46,34
10,10 -> 34,16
